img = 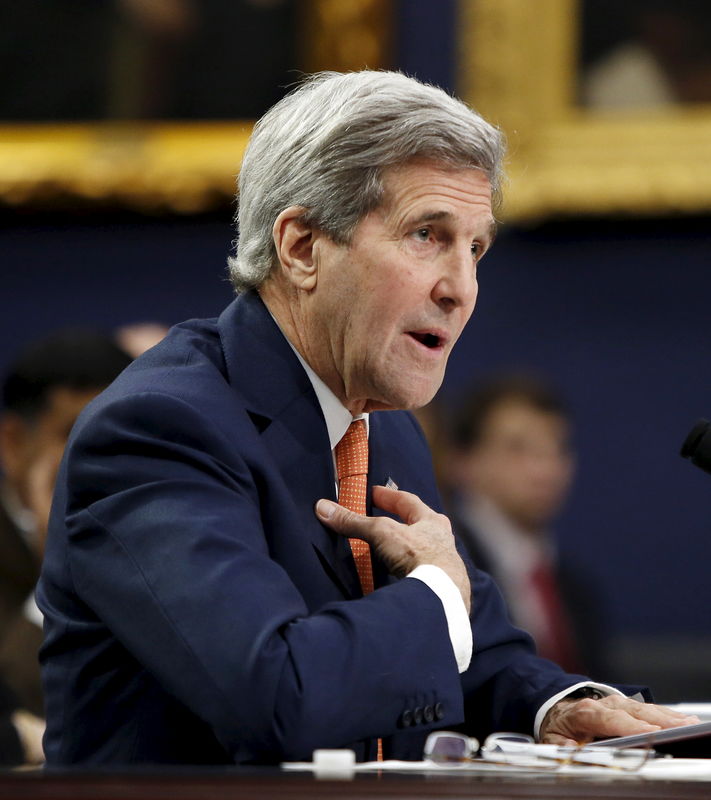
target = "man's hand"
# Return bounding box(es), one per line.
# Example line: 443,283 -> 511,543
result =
315,485 -> 471,613
540,694 -> 700,746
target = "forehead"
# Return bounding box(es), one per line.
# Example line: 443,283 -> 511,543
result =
483,401 -> 569,440
379,160 -> 494,226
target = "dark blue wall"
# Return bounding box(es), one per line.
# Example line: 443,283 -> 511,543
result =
2,215 -> 709,657
389,0 -> 710,697
1,215 -> 235,356
394,0 -> 457,91
440,220 -> 711,643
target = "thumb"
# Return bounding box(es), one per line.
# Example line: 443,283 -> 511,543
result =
372,484 -> 434,524
315,499 -> 372,541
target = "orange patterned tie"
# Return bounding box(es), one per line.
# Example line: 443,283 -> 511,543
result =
335,419 -> 374,595
335,419 -> 383,761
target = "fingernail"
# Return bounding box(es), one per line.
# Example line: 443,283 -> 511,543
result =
316,499 -> 336,519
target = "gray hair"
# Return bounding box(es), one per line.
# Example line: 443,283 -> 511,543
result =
228,70 -> 505,293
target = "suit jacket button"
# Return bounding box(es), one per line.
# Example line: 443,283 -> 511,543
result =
423,705 -> 435,723
400,709 -> 414,728
434,702 -> 444,720
413,707 -> 424,725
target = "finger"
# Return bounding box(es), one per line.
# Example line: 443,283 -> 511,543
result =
574,701 -> 661,739
613,699 -> 699,729
599,696 -> 699,726
545,697 -> 661,742
371,485 -> 440,525
596,711 -> 660,739
314,499 -> 381,541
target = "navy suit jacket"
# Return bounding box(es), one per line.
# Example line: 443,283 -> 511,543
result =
38,292 -> 591,765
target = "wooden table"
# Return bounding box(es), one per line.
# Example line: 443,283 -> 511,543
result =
2,767 -> 711,800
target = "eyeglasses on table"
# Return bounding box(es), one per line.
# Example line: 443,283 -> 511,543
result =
423,730 -> 655,773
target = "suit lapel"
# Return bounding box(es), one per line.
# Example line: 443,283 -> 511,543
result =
217,292 -> 361,599
258,396 -> 363,600
367,411 -> 439,590
366,412 -> 399,589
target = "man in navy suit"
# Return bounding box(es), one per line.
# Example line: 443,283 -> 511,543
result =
38,71 -> 694,765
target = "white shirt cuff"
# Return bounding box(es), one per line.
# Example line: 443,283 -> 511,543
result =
534,682 -> 625,740
407,564 -> 472,673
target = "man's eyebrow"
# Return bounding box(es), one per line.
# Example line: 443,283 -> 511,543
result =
407,210 -> 452,226
407,211 -> 498,246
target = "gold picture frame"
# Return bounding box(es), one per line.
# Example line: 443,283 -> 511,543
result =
0,0 -> 392,213
459,0 -> 711,221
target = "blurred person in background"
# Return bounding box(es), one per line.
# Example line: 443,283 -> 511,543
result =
0,331 -> 131,764
115,322 -> 169,358
447,375 -> 603,676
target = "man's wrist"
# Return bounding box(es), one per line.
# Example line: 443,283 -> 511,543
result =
563,687 -> 606,702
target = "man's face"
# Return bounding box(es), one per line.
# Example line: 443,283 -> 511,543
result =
305,161 -> 496,413
460,400 -> 575,533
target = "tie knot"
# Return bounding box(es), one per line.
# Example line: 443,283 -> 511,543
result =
336,419 -> 368,480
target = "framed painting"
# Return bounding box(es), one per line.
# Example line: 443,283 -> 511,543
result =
0,0 -> 391,213
458,0 -> 711,220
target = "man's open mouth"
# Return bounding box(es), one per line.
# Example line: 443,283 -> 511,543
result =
408,331 -> 444,349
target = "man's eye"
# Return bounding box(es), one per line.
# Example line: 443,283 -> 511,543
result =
471,242 -> 482,259
414,228 -> 431,242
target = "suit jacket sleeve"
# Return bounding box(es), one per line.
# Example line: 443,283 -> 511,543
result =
41,389 -> 464,763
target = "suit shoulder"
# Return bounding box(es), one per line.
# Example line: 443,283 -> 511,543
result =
88,317 -> 229,410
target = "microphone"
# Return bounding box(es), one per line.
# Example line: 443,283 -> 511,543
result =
680,419 -> 711,476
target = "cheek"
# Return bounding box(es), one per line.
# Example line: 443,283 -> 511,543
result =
465,282 -> 479,319
450,307 -> 475,346
553,463 -> 575,492
363,288 -> 405,330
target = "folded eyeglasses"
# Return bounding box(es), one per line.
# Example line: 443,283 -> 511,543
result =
424,731 -> 655,773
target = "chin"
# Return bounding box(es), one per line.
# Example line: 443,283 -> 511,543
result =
364,367 -> 444,412
382,384 -> 441,412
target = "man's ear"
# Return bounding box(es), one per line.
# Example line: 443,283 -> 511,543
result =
272,206 -> 319,291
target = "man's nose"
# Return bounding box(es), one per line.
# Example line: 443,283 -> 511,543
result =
432,248 -> 478,310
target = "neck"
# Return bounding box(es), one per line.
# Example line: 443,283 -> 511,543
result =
259,281 -> 365,416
